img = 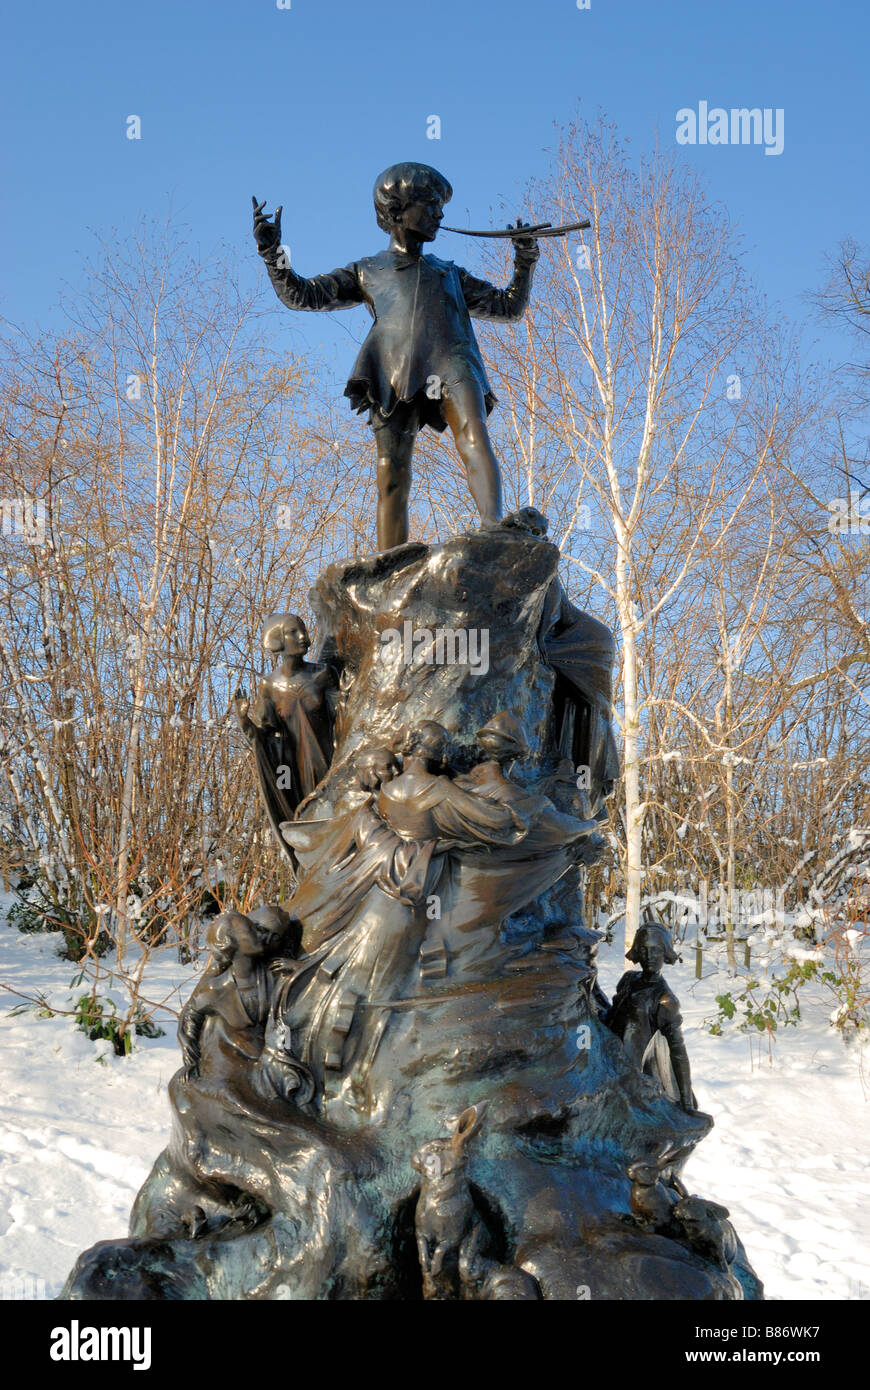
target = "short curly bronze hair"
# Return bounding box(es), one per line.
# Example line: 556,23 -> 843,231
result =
373,162 -> 453,233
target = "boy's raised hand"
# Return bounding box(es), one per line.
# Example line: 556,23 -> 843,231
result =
508,218 -> 540,263
252,195 -> 283,253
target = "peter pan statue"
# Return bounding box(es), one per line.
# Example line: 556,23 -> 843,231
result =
252,161 -> 540,550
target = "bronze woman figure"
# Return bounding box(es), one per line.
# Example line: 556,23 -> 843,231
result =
235,613 -> 336,855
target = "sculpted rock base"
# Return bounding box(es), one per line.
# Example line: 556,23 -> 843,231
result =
63,528 -> 762,1301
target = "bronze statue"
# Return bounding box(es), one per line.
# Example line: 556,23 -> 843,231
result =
235,613 -> 336,856
604,919 -> 698,1113
260,715 -> 602,1101
412,1104 -> 541,1301
411,1105 -> 486,1300
276,719 -> 566,1091
64,252 -> 764,1301
623,1147 -> 742,1295
539,582 -> 620,818
625,1140 -> 689,1233
453,710 -> 531,792
374,719 -> 529,866
673,1195 -> 739,1274
177,905 -> 299,1089
252,162 -> 540,549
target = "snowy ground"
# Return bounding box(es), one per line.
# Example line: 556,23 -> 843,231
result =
599,949 -> 870,1302
0,899 -> 868,1301
0,904 -> 195,1301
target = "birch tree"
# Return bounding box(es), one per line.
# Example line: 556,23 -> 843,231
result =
477,116 -> 801,953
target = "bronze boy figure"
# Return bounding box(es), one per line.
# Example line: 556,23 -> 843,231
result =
604,919 -> 698,1114
252,162 -> 539,550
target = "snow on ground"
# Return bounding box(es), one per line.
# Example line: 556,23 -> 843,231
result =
597,942 -> 870,1301
0,896 -> 868,1300
0,899 -> 196,1300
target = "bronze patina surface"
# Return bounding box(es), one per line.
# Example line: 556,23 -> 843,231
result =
62,167 -> 762,1302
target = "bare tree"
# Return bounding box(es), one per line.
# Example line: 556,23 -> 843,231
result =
472,115 -> 804,953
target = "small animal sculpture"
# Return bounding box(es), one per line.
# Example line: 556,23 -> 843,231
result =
458,1225 -> 540,1301
478,1266 -> 541,1300
625,1149 -> 742,1291
411,1104 -> 486,1299
673,1195 -> 738,1270
626,1158 -> 680,1234
499,506 -> 548,537
626,1140 -> 688,1233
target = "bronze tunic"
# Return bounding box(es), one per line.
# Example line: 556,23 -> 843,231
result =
260,245 -> 537,430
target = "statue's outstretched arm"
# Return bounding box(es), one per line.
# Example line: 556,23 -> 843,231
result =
260,247 -> 363,314
458,244 -> 539,323
252,194 -> 363,312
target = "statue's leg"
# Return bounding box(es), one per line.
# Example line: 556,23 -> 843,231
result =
371,411 -> 415,550
441,379 -> 503,526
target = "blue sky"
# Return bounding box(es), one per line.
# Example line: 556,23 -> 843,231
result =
2,0 -> 867,371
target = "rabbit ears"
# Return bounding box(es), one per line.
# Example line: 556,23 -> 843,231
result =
628,1139 -> 688,1183
450,1103 -> 487,1151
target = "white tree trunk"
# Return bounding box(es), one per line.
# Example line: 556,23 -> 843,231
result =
619,591 -> 643,961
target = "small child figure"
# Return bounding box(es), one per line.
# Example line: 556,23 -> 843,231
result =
604,919 -> 698,1113
252,162 -> 540,550
177,905 -> 302,1089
